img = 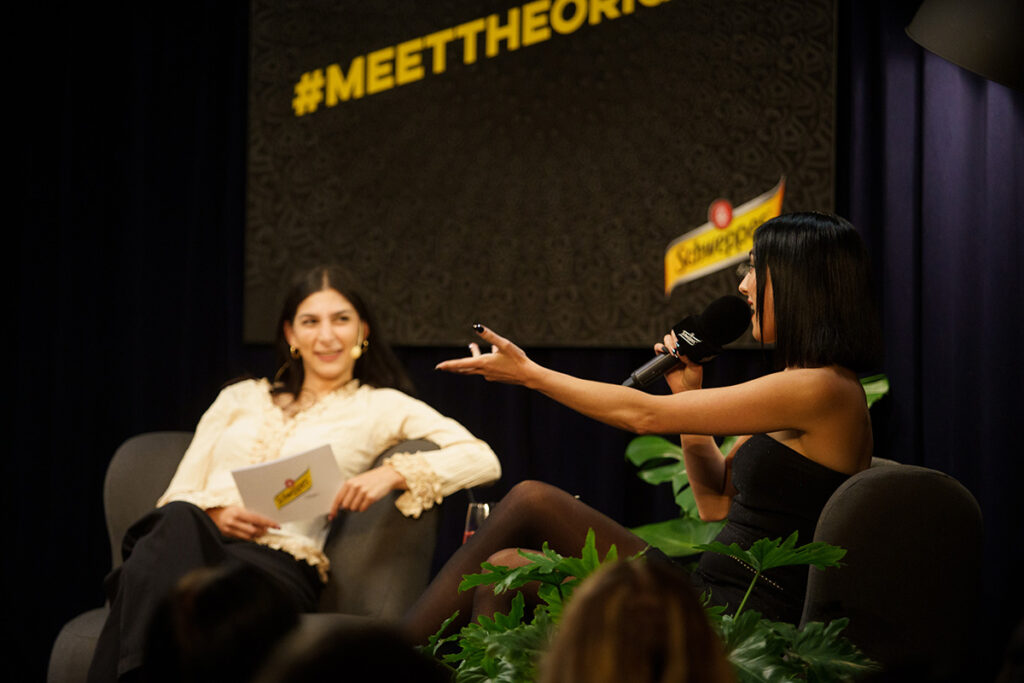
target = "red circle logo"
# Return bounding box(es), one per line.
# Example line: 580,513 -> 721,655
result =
709,199 -> 733,229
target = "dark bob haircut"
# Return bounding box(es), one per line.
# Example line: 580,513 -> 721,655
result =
272,265 -> 415,398
752,212 -> 882,372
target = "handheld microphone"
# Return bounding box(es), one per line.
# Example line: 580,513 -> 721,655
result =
622,296 -> 751,389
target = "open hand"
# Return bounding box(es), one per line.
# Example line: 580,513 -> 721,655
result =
435,324 -> 538,386
206,505 -> 280,541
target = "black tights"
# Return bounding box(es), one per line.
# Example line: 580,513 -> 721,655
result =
401,480 -> 649,644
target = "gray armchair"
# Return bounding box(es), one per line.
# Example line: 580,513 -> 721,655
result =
48,432 -> 441,683
800,459 -> 983,681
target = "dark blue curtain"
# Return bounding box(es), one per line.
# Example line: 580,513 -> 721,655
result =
838,2 -> 1024,670
14,1 -> 1023,680
14,5 -> 255,681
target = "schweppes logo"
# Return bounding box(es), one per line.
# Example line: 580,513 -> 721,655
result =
664,177 -> 785,294
274,468 -> 313,510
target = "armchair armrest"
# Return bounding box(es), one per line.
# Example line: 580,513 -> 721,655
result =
317,440 -> 441,619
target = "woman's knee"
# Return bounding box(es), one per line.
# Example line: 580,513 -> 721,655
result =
485,547 -> 532,569
128,501 -> 207,537
156,500 -> 206,520
122,501 -> 217,559
502,480 -> 571,511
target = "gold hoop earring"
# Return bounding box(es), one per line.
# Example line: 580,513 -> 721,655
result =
350,338 -> 369,360
289,345 -> 300,359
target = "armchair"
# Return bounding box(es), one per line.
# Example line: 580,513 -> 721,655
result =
800,458 -> 983,681
48,431 -> 440,683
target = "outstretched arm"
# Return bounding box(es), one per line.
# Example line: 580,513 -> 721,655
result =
439,327 -> 744,518
438,326 -> 831,438
440,326 -> 865,518
438,325 -> 676,433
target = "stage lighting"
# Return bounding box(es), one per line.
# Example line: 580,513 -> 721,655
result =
906,0 -> 1023,91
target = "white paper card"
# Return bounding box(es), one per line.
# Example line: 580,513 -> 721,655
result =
231,444 -> 342,523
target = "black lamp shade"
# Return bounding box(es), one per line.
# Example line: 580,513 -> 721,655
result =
906,0 -> 1023,91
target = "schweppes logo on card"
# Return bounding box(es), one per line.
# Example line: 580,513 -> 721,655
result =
274,467 -> 313,510
664,178 -> 785,294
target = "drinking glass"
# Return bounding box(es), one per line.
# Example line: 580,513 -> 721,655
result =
463,502 -> 490,544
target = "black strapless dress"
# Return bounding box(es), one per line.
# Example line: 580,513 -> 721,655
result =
690,433 -> 850,623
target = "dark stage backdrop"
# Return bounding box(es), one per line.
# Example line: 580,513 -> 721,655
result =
245,0 -> 836,346
14,2 -> 1023,682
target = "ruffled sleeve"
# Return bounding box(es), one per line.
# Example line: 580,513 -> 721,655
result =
374,389 -> 501,518
383,451 -> 446,517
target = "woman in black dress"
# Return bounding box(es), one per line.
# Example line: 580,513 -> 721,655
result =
403,212 -> 882,641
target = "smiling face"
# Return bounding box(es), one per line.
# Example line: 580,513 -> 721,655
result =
738,255 -> 776,344
283,288 -> 368,397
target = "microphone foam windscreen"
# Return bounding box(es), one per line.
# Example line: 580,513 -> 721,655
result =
698,296 -> 752,347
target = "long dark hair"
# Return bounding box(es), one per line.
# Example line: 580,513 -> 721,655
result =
271,265 -> 415,397
752,212 -> 882,371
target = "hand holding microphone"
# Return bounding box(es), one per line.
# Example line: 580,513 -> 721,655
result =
622,296 -> 751,389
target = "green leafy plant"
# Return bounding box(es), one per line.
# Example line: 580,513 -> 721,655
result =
860,373 -> 889,409
699,531 -> 847,616
426,531 -> 877,682
625,434 -> 726,557
698,533 -> 878,682
425,529 -> 619,683
427,594 -> 553,683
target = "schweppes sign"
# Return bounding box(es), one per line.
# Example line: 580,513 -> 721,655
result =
274,467 -> 313,510
664,178 -> 785,294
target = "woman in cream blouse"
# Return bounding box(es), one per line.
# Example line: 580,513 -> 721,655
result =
88,265 -> 500,683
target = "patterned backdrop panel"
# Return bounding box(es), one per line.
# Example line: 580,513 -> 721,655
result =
247,0 -> 835,346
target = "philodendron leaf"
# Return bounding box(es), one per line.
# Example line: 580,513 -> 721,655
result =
469,591 -> 526,633
698,531 -> 846,573
860,373 -> 890,409
631,516 -> 726,557
580,527 -> 600,569
625,435 -> 682,466
441,532 -> 621,683
719,612 -> 795,683
514,543 -> 567,573
773,618 -> 880,681
715,608 -> 764,651
536,583 -> 567,620
445,593 -> 544,681
425,611 -> 461,657
459,544 -> 569,596
637,461 -> 687,485
670,469 -> 690,496
532,529 -> 617,581
458,529 -> 616,599
673,480 -> 697,515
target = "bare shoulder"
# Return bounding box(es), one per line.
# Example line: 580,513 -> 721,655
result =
775,366 -> 864,406
779,366 -> 872,472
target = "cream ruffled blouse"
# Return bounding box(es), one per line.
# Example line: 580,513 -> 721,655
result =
157,378 -> 500,580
